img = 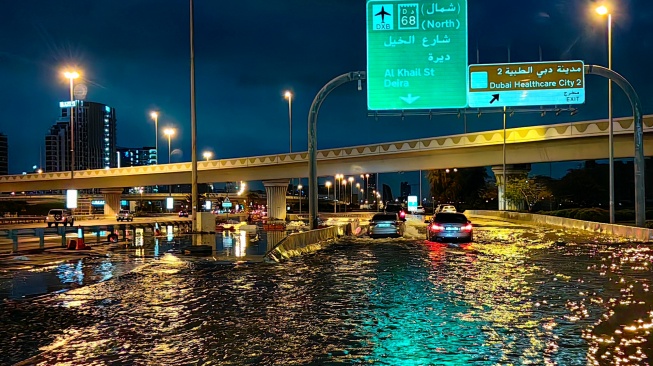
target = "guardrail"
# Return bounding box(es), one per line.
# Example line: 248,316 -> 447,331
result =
265,223 -> 354,262
0,216 -> 46,225
465,210 -> 653,242
0,220 -> 193,254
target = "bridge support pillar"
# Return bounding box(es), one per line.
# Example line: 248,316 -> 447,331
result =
263,180 -> 289,221
491,164 -> 531,211
101,188 -> 123,217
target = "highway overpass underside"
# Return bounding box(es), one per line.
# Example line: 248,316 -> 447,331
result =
0,132 -> 649,193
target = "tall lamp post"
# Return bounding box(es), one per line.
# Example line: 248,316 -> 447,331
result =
596,5 -> 615,224
356,183 -> 360,204
63,71 -> 79,173
164,128 -> 175,164
342,179 -> 347,212
150,112 -> 159,164
297,184 -> 303,214
325,181 -> 332,213
285,91 -> 293,189
348,177 -> 354,205
164,128 -> 175,196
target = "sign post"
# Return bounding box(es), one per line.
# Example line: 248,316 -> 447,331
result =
468,61 -> 585,108
366,0 -> 468,110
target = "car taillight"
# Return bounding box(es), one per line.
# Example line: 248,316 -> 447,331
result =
430,224 -> 444,232
400,211 -> 406,218
463,223 -> 473,231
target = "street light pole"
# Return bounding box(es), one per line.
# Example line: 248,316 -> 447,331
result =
150,112 -> 159,164
190,0 -> 199,229
326,181 -> 332,213
64,71 -> 79,173
297,184 -> 303,214
597,5 -> 615,223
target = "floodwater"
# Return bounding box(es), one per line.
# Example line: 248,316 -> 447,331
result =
1,218 -> 651,365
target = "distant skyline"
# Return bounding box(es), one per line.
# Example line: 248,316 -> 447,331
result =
1,0 -> 651,194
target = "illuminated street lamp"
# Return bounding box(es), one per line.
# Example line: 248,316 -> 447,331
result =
297,184 -> 303,214
376,192 -> 381,212
342,179 -> 347,212
203,151 -> 213,161
164,128 -> 175,164
365,173 -> 370,202
596,4 -> 615,224
63,70 -> 80,173
150,111 -> 159,164
348,177 -> 354,204
325,181 -> 333,213
356,182 -> 360,203
284,91 -> 293,153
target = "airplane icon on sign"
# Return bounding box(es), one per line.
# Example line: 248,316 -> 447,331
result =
375,6 -> 391,23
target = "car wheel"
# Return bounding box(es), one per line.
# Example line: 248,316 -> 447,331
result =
130,218 -> 134,222
54,223 -> 58,227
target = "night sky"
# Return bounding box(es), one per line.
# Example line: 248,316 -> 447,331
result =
1,0 -> 651,193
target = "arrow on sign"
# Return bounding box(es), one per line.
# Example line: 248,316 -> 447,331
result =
400,94 -> 421,104
489,94 -> 500,104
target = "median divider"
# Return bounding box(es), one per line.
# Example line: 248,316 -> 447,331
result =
465,210 -> 653,242
265,223 -> 354,262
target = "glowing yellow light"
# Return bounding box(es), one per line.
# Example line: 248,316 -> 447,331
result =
596,5 -> 609,15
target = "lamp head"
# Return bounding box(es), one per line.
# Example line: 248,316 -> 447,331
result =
150,111 -> 159,119
596,5 -> 609,15
63,71 -> 80,79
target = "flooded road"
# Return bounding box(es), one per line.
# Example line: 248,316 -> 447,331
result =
1,218 -> 651,365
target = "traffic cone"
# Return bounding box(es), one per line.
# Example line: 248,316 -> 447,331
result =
76,237 -> 86,250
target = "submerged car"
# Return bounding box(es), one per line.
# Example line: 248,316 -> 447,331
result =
426,212 -> 473,243
368,213 -> 405,238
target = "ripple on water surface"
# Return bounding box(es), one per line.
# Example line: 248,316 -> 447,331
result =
1,221 -> 652,365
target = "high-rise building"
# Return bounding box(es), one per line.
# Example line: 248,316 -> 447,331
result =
117,147 -> 157,167
0,133 -> 7,175
400,181 -> 411,198
45,101 -> 117,172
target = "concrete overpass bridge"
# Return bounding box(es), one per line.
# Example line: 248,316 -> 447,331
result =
1,115 -> 651,219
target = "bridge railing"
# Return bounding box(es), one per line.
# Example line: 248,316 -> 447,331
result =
0,216 -> 46,225
0,220 -> 193,254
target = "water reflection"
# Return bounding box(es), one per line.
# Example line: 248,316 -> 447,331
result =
4,221 -> 651,365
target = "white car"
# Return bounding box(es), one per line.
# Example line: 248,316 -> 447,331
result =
434,204 -> 457,213
46,209 -> 75,227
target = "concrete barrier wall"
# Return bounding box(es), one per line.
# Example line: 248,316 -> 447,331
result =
465,210 -> 653,242
266,224 -> 350,262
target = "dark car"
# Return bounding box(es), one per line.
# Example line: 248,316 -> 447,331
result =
178,210 -> 189,218
426,212 -> 473,243
368,213 -> 405,238
384,202 -> 407,221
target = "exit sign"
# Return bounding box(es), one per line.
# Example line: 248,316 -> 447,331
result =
468,61 -> 585,108
366,0 -> 468,110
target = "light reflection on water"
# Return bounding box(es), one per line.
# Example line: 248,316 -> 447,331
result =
0,222 -> 651,365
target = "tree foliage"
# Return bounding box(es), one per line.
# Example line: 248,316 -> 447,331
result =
427,167 -> 488,207
504,175 -> 551,211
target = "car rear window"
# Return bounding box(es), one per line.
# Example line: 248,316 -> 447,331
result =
372,214 -> 397,221
385,204 -> 404,212
434,213 -> 468,223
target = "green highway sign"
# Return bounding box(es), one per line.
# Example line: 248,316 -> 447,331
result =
366,0 -> 468,110
468,61 -> 586,108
